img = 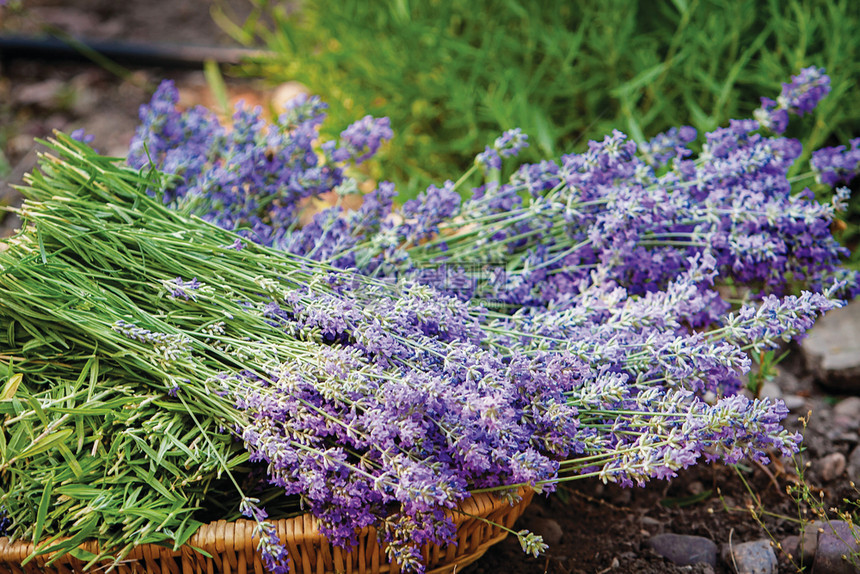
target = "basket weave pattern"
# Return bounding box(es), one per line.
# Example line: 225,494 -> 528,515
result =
0,489 -> 533,574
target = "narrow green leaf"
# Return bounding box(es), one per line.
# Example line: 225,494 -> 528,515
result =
18,429 -> 74,459
670,0 -> 688,14
129,465 -> 176,501
33,477 -> 53,544
56,444 -> 85,478
1,373 -> 22,400
204,60 -> 231,119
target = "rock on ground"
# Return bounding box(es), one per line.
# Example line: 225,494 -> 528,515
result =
811,520 -> 860,574
722,540 -> 778,574
801,299 -> 860,392
648,533 -> 718,567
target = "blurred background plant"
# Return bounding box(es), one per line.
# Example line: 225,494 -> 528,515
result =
217,0 -> 859,211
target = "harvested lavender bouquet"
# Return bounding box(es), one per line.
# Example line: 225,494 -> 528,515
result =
132,68 -> 856,313
0,66 -> 854,573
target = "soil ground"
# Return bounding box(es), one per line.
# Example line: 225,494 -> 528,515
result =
2,3 -> 859,573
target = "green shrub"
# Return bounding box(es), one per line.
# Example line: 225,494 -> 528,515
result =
220,0 -> 860,199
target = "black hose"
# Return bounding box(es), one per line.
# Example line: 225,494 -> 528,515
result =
0,34 -> 271,68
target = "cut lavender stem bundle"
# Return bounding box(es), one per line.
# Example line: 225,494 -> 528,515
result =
128,67 -> 853,312
0,133 -> 832,573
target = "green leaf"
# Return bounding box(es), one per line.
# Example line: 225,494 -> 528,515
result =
55,485 -> 105,499
18,429 -> 74,460
67,548 -> 99,562
1,373 -> 22,400
33,478 -> 53,545
670,0 -> 688,14
204,60 -> 231,120
129,465 -> 176,501
172,516 -> 204,549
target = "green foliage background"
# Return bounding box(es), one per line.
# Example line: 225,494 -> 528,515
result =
219,0 -> 860,254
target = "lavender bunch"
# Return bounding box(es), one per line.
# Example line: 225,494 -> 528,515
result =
128,71 -> 856,316
0,135 -> 822,574
1,137 -> 572,572
128,81 -> 392,249
254,68 -> 856,313
478,252 -> 838,487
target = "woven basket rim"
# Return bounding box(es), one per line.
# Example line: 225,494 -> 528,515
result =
0,487 -> 533,574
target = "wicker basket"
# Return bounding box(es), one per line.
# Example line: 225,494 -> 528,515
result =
0,489 -> 533,574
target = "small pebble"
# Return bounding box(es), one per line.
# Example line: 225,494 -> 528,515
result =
649,533 -> 718,567
817,452 -> 847,481
14,79 -> 66,107
759,381 -> 783,400
797,522 -> 819,564
834,396 -> 860,419
781,530 -> 818,567
722,540 -> 778,574
688,480 -> 705,495
781,535 -> 800,562
835,415 -> 860,433
782,395 -> 806,411
847,445 -> 860,482
801,299 -> 860,392
527,517 -> 563,546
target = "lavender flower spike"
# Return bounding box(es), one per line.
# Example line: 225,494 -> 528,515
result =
755,66 -> 831,133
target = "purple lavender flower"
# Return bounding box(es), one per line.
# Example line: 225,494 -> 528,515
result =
70,128 -> 95,145
754,98 -> 789,134
811,138 -> 860,186
475,129 -> 529,172
167,277 -> 202,301
779,66 -> 831,116
112,319 -> 192,364
476,145 -> 502,171
400,181 -> 461,245
337,115 -> 394,164
279,93 -> 328,129
128,83 -> 394,250
252,521 -> 291,574
639,126 -> 696,167
495,128 -> 529,158
239,497 -> 269,522
755,67 -> 831,134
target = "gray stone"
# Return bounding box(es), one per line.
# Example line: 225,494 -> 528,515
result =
817,452 -> 847,482
723,540 -> 778,574
802,299 -> 860,392
14,79 -> 66,107
649,533 -> 718,567
811,520 -> 860,574
782,526 -> 818,566
518,504 -> 563,546
783,395 -> 807,412
527,517 -> 563,546
640,516 -> 663,535
759,381 -> 783,400
688,480 -> 706,495
847,445 -> 860,483
781,536 -> 806,566
835,397 -> 860,419
782,535 -> 799,558
774,367 -> 803,395
835,397 -> 860,433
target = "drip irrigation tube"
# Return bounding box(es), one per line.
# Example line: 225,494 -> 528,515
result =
0,34 -> 271,68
